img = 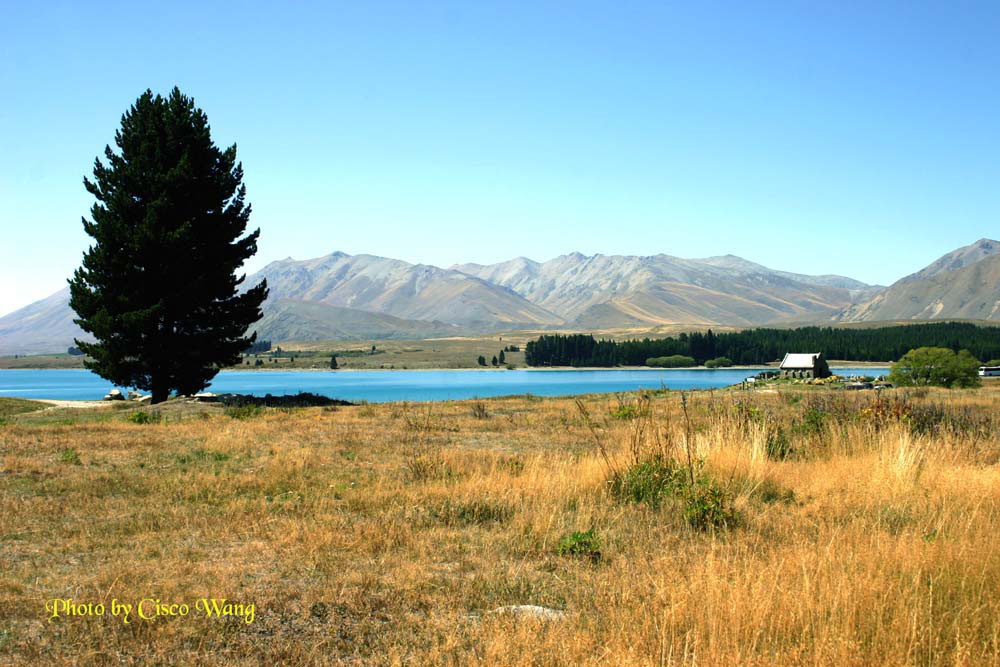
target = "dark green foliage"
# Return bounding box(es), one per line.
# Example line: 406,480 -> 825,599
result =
330,355 -> 338,369
609,459 -> 688,508
704,356 -> 733,368
794,408 -> 827,437
610,404 -> 643,420
127,410 -> 160,425
59,448 -> 82,465
986,359 -> 1000,367
498,350 -> 506,364
646,355 -> 696,368
68,88 -> 268,403
889,347 -> 981,388
609,458 -> 738,530
477,355 -> 487,366
491,355 -> 499,366
524,323 -> 1000,367
244,339 -> 271,354
683,478 -> 738,530
225,404 -> 263,420
67,346 -> 85,356
556,529 -> 602,562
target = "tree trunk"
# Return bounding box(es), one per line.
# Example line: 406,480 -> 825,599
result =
151,381 -> 169,404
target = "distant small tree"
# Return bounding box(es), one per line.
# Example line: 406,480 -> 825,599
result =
491,355 -> 498,366
477,355 -> 487,366
499,350 -> 506,364
330,355 -> 338,369
704,356 -> 733,368
985,359 -> 1000,367
889,347 -> 981,388
67,346 -> 85,356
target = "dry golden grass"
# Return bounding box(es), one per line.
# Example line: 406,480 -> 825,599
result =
2,386 -> 1000,665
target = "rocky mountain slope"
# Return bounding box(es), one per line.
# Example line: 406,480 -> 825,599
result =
3,240 -> 997,355
252,253 -> 563,328
453,253 -> 875,326
836,241 -> 1000,322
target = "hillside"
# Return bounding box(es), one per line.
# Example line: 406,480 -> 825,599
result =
251,299 -> 465,341
251,253 -> 564,328
455,252 -> 874,326
3,240 -> 997,355
838,253 -> 1000,322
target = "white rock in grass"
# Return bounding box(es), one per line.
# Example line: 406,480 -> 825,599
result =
487,605 -> 566,620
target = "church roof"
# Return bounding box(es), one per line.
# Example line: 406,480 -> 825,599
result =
780,353 -> 822,369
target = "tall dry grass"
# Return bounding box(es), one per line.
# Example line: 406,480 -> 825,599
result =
1,386 -> 999,665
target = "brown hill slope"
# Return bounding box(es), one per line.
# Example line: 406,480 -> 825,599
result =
838,254 -> 1000,322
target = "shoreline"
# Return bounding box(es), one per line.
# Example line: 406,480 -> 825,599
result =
0,362 -> 891,373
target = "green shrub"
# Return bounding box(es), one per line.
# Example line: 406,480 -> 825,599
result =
889,347 -> 981,388
127,410 -> 160,425
557,529 -> 602,562
704,356 -> 734,368
611,458 -> 738,530
610,459 -> 688,508
225,404 -> 263,420
610,404 -> 642,420
59,448 -> 82,465
645,355 -> 696,368
794,408 -> 827,438
683,479 -> 739,530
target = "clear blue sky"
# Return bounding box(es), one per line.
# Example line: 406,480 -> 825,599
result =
2,2 -> 999,315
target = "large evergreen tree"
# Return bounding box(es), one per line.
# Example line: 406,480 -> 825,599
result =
69,88 -> 268,403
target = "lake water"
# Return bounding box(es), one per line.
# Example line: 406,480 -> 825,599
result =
0,368 -> 888,403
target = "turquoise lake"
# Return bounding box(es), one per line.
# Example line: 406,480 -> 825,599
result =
0,368 -> 888,403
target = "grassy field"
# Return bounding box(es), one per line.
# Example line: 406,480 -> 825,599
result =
2,385 -> 1000,664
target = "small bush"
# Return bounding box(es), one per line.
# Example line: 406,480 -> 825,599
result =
794,407 -> 827,437
59,448 -> 82,465
704,356 -> 734,368
406,453 -> 455,482
610,459 -> 688,508
427,498 -> 513,526
176,448 -> 230,465
557,529 -> 602,562
610,404 -> 642,420
766,427 -> 794,460
753,477 -> 796,504
683,479 -> 739,530
225,404 -> 263,420
127,410 -> 160,425
471,401 -> 489,419
646,355 -> 696,368
611,458 -> 738,530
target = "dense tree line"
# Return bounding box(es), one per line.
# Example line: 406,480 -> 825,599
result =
524,323 -> 1000,367
245,339 -> 272,354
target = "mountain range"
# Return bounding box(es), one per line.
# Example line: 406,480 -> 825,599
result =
1,238 -> 997,355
